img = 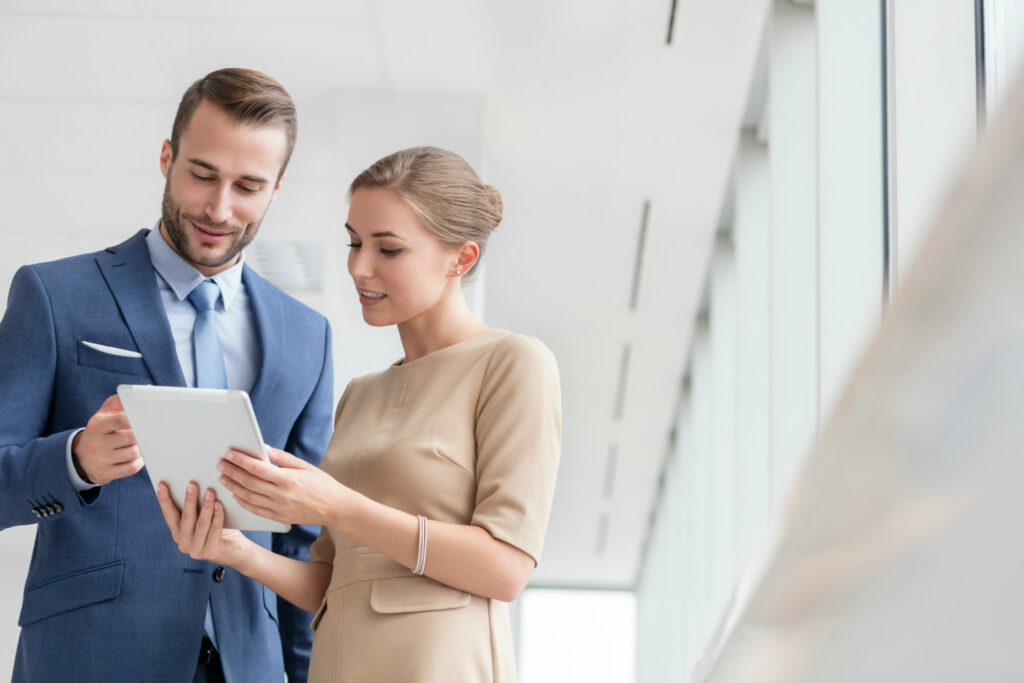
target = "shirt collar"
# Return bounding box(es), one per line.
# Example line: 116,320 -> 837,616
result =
145,221 -> 245,310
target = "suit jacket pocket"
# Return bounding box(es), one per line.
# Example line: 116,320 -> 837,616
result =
369,576 -> 471,614
77,340 -> 149,376
262,584 -> 279,624
18,560 -> 125,626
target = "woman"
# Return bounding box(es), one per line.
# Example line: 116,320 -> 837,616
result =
158,146 -> 561,682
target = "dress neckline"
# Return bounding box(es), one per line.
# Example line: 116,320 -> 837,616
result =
391,328 -> 505,369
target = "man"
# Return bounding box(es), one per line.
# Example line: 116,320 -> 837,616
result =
0,69 -> 334,682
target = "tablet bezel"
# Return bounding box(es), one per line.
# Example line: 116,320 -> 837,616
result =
117,384 -> 290,533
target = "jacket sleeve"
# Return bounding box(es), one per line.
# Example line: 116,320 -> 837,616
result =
272,318 -> 335,682
0,266 -> 93,530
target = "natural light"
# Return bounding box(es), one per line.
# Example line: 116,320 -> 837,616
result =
518,589 -> 636,683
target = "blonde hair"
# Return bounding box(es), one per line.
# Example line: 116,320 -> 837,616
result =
349,147 -> 503,277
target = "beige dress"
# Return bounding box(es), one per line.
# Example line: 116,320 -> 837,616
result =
307,328 -> 561,683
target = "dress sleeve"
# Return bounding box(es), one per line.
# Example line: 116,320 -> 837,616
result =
471,334 -> 561,564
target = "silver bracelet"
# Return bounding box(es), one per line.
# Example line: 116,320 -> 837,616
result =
412,515 -> 428,575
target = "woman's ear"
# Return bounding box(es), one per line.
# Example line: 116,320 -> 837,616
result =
451,241 -> 480,277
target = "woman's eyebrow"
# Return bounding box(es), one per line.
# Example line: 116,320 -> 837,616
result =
344,223 -> 406,241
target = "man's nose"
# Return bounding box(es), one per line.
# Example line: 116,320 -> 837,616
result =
204,184 -> 233,225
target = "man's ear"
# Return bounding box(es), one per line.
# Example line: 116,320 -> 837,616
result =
271,172 -> 285,202
159,140 -> 173,178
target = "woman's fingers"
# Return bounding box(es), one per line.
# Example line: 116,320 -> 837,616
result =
179,481 -> 199,540
220,473 -> 277,512
222,450 -> 284,487
192,488 -> 216,550
232,491 -> 284,524
218,458 -> 279,498
203,501 -> 228,556
266,446 -> 313,470
156,482 -> 182,539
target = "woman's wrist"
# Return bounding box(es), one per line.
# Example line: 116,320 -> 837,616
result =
324,486 -> 364,536
227,536 -> 260,577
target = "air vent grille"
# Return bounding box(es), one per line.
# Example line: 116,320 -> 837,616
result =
245,241 -> 325,292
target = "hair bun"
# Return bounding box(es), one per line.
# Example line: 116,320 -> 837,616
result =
484,185 -> 503,231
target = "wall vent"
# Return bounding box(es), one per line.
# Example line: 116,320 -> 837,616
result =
245,241 -> 325,292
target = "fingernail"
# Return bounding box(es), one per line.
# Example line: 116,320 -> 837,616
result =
187,483 -> 196,494
205,489 -> 213,501
216,462 -> 225,472
218,475 -> 227,485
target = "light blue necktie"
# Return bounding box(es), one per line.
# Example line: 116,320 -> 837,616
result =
187,280 -> 228,391
187,279 -> 225,651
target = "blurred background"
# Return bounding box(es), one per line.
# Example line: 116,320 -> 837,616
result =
3,1 -> 1024,681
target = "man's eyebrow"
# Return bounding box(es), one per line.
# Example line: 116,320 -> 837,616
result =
187,158 -> 269,185
344,223 -> 406,240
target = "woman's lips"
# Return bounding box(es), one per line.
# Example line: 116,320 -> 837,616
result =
358,289 -> 387,307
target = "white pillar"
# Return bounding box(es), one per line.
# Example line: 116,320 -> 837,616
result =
709,236 -> 738,608
816,0 -> 885,421
890,0 -> 977,279
769,0 -> 819,500
733,133 -> 772,561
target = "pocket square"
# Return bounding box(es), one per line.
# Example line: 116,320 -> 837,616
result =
81,341 -> 143,359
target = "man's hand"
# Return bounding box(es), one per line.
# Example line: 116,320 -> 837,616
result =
71,394 -> 143,486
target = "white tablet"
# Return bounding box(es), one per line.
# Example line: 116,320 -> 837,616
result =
117,384 -> 289,533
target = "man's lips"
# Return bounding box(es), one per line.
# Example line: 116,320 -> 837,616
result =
191,221 -> 235,243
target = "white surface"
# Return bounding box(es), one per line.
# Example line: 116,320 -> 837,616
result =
117,386 -> 287,533
519,589 -> 635,683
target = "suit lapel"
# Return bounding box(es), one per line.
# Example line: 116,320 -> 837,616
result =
243,265 -> 283,418
96,230 -> 187,387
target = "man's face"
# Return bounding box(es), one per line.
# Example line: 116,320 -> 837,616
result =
159,99 -> 288,276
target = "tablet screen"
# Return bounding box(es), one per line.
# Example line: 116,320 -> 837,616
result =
117,384 -> 290,533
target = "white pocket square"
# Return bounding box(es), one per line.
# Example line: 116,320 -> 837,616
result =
82,341 -> 143,359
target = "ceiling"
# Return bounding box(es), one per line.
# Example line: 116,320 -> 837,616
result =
0,0 -> 769,588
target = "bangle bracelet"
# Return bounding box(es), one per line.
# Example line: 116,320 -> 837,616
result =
412,515 -> 428,575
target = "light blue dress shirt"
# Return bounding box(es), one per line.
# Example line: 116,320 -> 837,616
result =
65,223 -> 262,489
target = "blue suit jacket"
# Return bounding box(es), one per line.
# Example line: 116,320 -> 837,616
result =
0,230 -> 335,682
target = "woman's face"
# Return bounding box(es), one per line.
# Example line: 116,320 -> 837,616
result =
345,187 -> 456,327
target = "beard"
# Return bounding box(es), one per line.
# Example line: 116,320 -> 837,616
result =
160,173 -> 262,270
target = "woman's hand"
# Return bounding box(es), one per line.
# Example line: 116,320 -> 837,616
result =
157,481 -> 254,568
217,447 -> 354,527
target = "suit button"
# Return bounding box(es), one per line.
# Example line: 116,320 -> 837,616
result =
213,566 -> 226,582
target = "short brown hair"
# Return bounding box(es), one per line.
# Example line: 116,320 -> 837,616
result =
170,68 -> 297,179
349,147 -> 503,278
